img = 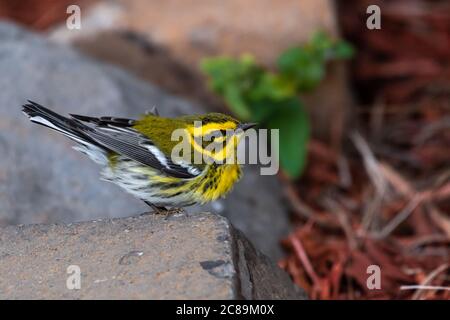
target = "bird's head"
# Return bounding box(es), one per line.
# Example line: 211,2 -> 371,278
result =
135,112 -> 256,166
178,113 -> 257,164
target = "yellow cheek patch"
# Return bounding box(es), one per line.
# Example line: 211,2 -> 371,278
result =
189,135 -> 239,163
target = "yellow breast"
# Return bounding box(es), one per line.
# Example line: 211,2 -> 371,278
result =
195,163 -> 242,203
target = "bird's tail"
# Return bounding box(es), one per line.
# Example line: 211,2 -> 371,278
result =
22,100 -> 95,145
22,100 -> 108,165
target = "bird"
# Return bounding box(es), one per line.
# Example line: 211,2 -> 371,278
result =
22,100 -> 256,212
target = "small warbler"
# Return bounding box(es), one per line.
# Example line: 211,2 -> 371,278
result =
22,100 -> 256,211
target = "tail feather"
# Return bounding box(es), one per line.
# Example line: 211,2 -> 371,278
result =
22,100 -> 109,165
22,100 -> 96,146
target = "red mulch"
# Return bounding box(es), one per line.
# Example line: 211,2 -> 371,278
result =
337,0 -> 450,105
280,127 -> 449,299
0,0 -> 95,30
280,0 -> 450,299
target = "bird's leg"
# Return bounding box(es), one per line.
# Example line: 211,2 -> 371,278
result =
168,207 -> 185,214
143,201 -> 185,216
143,201 -> 168,214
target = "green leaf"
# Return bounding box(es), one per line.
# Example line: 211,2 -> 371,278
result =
276,32 -> 354,92
248,73 -> 295,101
201,55 -> 264,120
296,60 -> 325,92
223,85 -> 251,120
277,45 -> 325,92
266,98 -> 309,178
277,47 -> 309,75
201,55 -> 258,93
246,99 -> 280,122
310,31 -> 334,57
333,41 -> 355,59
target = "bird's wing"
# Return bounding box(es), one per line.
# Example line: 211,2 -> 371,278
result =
70,114 -> 202,179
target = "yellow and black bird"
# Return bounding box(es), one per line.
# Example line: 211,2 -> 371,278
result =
22,101 -> 255,211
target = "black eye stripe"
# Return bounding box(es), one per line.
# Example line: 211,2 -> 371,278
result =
204,130 -> 229,140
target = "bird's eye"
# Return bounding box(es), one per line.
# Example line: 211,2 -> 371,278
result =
204,130 -> 223,141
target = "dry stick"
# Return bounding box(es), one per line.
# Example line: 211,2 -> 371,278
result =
377,162 -> 450,238
361,190 -> 384,234
406,234 -> 450,252
417,183 -> 450,202
284,185 -> 340,229
379,162 -> 414,196
400,285 -> 450,291
290,235 -> 321,290
380,162 -> 450,202
427,204 -> 450,238
351,132 -> 389,232
351,132 -> 389,197
366,166 -> 421,239
323,198 -> 359,250
434,170 -> 450,188
399,264 -> 449,300
413,116 -> 450,145
372,195 -> 423,239
412,264 -> 449,300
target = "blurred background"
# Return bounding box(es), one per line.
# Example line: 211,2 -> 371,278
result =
0,0 -> 448,299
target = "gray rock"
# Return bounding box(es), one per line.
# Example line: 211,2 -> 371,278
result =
0,212 -> 306,299
0,22 -> 289,260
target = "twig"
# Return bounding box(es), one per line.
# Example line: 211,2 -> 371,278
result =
284,184 -> 340,229
411,264 -> 449,300
290,235 -> 321,287
373,144 -> 421,168
351,132 -> 389,197
361,189 -> 384,233
370,162 -> 449,238
406,234 -> 450,252
323,198 -> 359,250
351,132 -> 391,233
416,183 -> 450,202
427,204 -> 450,238
414,116 -> 450,145
372,195 -> 423,239
379,162 -> 415,196
381,162 -> 450,202
400,285 -> 450,291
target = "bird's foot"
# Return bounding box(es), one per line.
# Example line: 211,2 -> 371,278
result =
165,207 -> 185,215
143,201 -> 184,216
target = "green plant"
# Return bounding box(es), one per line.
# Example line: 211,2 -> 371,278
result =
201,32 -> 354,178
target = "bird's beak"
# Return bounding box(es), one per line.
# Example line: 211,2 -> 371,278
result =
238,123 -> 257,131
